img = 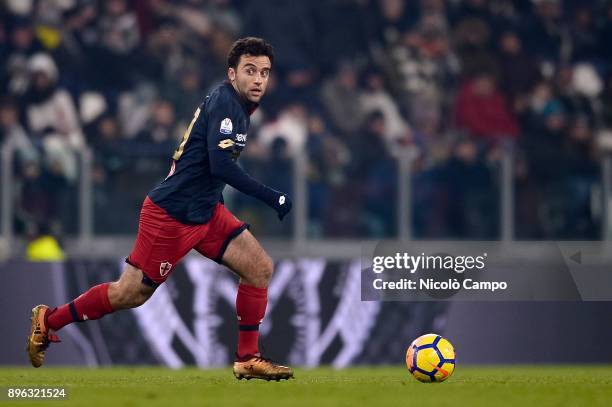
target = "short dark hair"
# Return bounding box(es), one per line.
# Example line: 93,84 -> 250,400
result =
227,37 -> 274,69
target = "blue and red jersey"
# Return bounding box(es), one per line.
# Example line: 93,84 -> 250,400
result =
148,82 -> 261,225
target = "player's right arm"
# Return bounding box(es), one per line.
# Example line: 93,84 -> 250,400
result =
205,102 -> 292,221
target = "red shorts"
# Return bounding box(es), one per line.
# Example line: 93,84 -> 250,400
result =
126,196 -> 249,285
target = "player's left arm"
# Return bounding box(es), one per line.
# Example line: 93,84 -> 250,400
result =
209,150 -> 292,220
206,106 -> 292,220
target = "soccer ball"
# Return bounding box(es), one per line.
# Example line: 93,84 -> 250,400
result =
406,333 -> 456,383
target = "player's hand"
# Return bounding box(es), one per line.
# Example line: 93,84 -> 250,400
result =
262,187 -> 292,220
274,193 -> 292,221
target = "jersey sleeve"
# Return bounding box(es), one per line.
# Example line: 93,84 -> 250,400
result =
209,148 -> 281,210
205,97 -> 284,212
205,97 -> 240,152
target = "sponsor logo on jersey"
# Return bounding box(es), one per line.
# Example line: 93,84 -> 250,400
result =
220,118 -> 233,134
236,133 -> 247,143
279,195 -> 286,205
218,139 -> 235,149
160,261 -> 172,277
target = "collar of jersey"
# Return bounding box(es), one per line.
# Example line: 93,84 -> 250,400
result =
223,81 -> 259,116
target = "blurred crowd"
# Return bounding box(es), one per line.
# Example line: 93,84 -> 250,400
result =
0,0 -> 609,241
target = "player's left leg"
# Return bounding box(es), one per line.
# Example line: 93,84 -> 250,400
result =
222,228 -> 273,355
220,229 -> 293,380
193,202 -> 293,380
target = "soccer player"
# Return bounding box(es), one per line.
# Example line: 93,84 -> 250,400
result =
27,37 -> 294,381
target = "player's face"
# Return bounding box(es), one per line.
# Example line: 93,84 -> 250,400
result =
228,54 -> 271,103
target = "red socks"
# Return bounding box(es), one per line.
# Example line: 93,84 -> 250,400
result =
46,281 -> 268,358
47,283 -> 114,331
236,283 -> 268,357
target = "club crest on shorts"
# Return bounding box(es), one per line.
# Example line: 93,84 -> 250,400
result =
160,261 -> 172,277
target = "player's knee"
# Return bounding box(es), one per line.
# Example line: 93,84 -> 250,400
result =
127,289 -> 150,308
121,292 -> 148,309
109,281 -> 150,310
259,254 -> 274,284
242,253 -> 273,288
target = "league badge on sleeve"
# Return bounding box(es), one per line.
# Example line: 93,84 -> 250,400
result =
220,118 -> 233,135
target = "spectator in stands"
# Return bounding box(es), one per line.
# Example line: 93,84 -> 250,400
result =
569,4 -> 599,64
454,71 -> 520,144
257,103 -> 308,155
523,96 -> 568,184
266,137 -> 293,202
99,0 -> 140,55
598,1 -> 612,65
0,15 -> 9,91
321,62 -> 366,136
563,116 -> 599,238
94,0 -> 142,90
601,73 -> 612,128
0,96 -> 38,167
135,99 -> 179,150
439,137 -> 497,238
496,29 -> 541,114
452,0 -> 494,23
353,110 -> 397,236
314,0 -> 370,73
521,0 -> 564,64
411,102 -> 453,168
305,112 -> 349,237
144,17 -> 185,84
55,1 -> 98,90
3,16 -> 44,95
243,0 -> 316,84
375,2 -> 458,125
162,64 -> 204,123
370,0 -> 414,47
453,15 -> 496,79
18,155 -> 69,238
360,68 -> 410,146
556,64 -> 599,123
88,113 -> 124,185
23,53 -> 83,182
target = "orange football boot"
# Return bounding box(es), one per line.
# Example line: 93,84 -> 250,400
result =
233,354 -> 294,381
26,305 -> 61,368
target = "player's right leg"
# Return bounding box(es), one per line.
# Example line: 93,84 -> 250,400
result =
27,264 -> 155,367
27,196 -> 190,368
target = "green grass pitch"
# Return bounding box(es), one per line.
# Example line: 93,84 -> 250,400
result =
1,366 -> 611,407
